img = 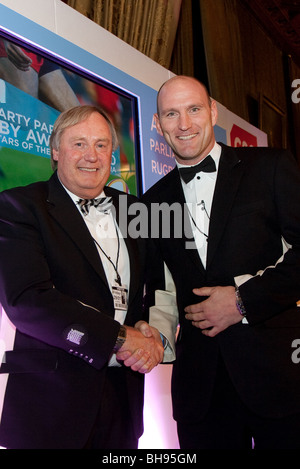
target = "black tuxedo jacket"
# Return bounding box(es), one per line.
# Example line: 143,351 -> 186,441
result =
0,171 -> 146,449
143,143 -> 300,423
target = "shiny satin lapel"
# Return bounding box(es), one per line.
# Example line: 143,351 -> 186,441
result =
158,168 -> 206,274
206,145 -> 245,269
46,173 -> 109,287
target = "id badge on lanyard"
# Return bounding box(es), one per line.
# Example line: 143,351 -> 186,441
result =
112,284 -> 128,311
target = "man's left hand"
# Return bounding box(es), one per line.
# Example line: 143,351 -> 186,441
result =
184,286 -> 242,337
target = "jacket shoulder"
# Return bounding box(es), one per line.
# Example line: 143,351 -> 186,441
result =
0,179 -> 49,202
142,167 -> 178,201
220,142 -> 293,160
219,142 -> 297,171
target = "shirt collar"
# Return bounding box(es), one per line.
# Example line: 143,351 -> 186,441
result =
57,177 -> 105,213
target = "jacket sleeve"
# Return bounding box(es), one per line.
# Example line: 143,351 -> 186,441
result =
237,150 -> 300,326
144,235 -> 178,362
0,189 -> 120,370
149,263 -> 178,362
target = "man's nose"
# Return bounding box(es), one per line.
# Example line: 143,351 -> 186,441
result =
84,145 -> 98,161
178,112 -> 192,130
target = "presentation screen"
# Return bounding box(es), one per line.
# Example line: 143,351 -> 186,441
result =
0,28 -> 141,196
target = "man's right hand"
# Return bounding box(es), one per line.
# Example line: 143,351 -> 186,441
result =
116,322 -> 164,374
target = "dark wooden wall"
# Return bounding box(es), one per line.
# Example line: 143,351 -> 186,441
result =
196,0 -> 300,163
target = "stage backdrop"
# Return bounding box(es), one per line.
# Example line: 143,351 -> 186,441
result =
0,0 -> 267,450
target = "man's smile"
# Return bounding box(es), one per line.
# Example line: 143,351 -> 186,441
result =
178,133 -> 198,141
78,167 -> 98,172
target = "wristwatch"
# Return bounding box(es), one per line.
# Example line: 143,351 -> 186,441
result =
235,286 -> 247,317
112,325 -> 127,352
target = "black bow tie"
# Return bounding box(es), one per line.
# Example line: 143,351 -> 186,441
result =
179,155 -> 216,184
78,197 -> 113,215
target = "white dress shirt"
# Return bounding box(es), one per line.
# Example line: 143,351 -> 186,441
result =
177,142 -> 221,267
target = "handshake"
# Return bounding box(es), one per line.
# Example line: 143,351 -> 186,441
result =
115,321 -> 164,374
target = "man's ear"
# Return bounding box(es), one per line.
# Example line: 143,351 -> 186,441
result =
52,149 -> 59,162
210,100 -> 218,127
154,113 -> 164,136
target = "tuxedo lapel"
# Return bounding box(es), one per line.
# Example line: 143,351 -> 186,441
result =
123,231 -> 141,305
160,168 -> 206,274
206,144 -> 245,269
46,173 -> 109,287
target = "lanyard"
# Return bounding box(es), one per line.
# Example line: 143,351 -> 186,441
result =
92,220 -> 122,286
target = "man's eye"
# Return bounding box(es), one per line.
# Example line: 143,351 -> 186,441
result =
166,112 -> 176,118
